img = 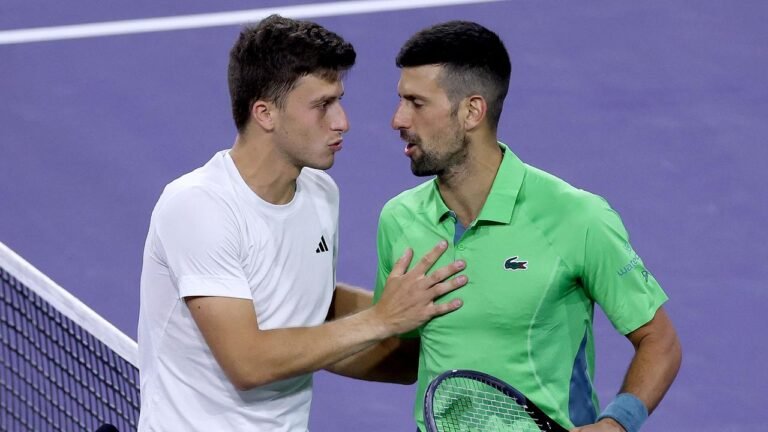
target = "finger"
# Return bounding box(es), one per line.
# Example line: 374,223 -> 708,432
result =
427,259 -> 466,286
409,240 -> 449,275
430,275 -> 468,298
430,298 -> 463,316
389,248 -> 414,277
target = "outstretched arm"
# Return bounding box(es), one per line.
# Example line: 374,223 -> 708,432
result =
326,282 -> 375,322
187,241 -> 465,391
325,336 -> 420,384
321,282 -> 419,383
571,307 -> 682,432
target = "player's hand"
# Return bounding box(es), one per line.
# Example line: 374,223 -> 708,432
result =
570,418 -> 626,432
373,240 -> 467,335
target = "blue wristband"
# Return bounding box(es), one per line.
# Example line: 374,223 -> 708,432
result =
596,393 -> 648,432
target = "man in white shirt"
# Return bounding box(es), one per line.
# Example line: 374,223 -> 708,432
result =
137,15 -> 467,431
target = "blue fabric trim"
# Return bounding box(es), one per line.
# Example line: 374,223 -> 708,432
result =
568,330 -> 597,426
597,393 -> 648,432
449,211 -> 466,245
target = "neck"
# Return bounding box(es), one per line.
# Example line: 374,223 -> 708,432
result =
229,133 -> 300,205
436,136 -> 502,227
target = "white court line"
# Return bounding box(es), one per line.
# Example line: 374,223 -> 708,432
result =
0,0 -> 505,45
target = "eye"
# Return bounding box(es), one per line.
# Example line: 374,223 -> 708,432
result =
317,98 -> 338,110
403,96 -> 424,109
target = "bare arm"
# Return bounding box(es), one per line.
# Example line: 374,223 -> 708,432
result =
572,307 -> 682,431
187,296 -> 401,390
321,281 -> 420,383
326,282 -> 374,321
187,241 -> 466,391
325,336 -> 419,384
619,307 -> 682,413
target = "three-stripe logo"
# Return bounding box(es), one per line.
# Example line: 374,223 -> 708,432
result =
315,236 -> 329,253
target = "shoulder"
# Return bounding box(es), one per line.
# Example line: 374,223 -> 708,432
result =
520,163 -> 612,226
154,154 -> 238,222
376,181 -> 434,240
299,168 -> 339,199
380,180 -> 434,219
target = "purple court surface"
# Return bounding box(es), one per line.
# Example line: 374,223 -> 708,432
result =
1,1 -> 766,430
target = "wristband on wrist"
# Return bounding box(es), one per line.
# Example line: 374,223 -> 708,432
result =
596,393 -> 648,432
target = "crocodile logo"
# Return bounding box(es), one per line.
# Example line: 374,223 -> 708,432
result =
504,256 -> 528,271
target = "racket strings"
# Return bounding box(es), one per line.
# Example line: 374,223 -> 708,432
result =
432,377 -> 544,432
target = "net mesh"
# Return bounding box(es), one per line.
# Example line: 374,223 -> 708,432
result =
0,248 -> 139,432
430,376 -> 543,432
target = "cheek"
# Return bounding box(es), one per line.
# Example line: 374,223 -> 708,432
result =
411,112 -> 436,134
419,107 -> 453,128
421,116 -> 456,140
279,114 -> 314,142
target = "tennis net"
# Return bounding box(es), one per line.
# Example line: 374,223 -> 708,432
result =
0,241 -> 140,431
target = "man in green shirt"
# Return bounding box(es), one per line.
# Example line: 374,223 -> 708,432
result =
372,21 -> 682,432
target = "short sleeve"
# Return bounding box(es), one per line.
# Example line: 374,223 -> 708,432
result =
581,201 -> 668,335
154,187 -> 251,300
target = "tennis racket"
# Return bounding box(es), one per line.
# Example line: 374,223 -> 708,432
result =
424,369 -> 567,432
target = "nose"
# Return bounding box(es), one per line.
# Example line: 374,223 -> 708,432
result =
331,104 -> 350,134
391,101 -> 409,130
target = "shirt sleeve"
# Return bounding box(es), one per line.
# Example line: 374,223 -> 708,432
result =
581,199 -> 668,335
154,186 -> 251,300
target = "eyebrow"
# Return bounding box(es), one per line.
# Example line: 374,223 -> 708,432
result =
400,93 -> 427,102
311,91 -> 344,105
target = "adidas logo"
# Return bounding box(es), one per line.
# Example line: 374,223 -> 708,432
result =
315,235 -> 329,253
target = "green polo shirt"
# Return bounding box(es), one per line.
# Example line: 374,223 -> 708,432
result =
373,143 -> 667,430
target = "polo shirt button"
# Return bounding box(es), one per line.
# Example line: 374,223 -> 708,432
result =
457,244 -> 465,251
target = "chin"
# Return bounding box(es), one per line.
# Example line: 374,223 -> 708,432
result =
410,162 -> 437,177
307,158 -> 335,171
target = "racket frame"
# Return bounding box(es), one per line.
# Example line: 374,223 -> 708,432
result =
424,369 -> 568,432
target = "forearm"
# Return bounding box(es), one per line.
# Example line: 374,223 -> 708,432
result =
231,308 -> 389,389
325,336 -> 419,384
189,243 -> 466,391
323,284 -> 418,383
328,282 -> 373,320
592,340 -> 680,432
582,309 -> 681,432
619,312 -> 682,413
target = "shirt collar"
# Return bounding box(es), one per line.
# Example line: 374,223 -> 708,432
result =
427,142 -> 525,225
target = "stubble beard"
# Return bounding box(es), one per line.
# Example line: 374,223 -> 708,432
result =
405,129 -> 469,177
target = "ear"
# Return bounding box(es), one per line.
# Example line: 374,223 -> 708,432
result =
462,95 -> 487,131
250,100 -> 275,132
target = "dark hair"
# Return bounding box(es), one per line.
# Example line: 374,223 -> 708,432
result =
396,21 -> 511,129
228,15 -> 356,132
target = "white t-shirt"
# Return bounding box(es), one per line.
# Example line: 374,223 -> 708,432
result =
138,150 -> 338,431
